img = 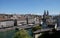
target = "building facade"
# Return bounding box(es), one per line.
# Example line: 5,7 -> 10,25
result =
0,19 -> 14,28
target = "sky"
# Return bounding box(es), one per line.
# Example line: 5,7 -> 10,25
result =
0,0 -> 60,15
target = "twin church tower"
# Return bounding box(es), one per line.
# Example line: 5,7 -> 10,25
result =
42,10 -> 49,28
43,10 -> 49,16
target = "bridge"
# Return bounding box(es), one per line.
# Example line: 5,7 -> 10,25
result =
0,24 -> 38,32
33,24 -> 60,34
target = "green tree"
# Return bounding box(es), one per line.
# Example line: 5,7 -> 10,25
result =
13,29 -> 33,38
32,25 -> 41,32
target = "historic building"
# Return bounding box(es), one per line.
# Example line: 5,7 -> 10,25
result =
42,10 -> 56,28
0,19 -> 14,28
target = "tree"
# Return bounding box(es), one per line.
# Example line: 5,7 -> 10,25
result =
13,29 -> 33,38
32,25 -> 41,32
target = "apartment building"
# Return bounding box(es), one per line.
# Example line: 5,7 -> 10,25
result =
0,19 -> 14,28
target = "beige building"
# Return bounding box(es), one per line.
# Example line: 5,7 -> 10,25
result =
0,19 -> 14,28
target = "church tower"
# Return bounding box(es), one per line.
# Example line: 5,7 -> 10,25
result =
42,10 -> 47,28
44,10 -> 46,16
47,10 -> 49,16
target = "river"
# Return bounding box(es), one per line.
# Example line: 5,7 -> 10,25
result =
0,29 -> 33,38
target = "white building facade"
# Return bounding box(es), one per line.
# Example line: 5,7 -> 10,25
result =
0,20 -> 14,28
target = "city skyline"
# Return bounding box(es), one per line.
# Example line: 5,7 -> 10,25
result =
0,0 -> 60,15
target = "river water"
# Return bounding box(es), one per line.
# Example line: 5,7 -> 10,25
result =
0,30 -> 16,38
0,29 -> 33,38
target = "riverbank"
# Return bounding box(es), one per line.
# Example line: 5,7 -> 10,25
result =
0,27 -> 15,32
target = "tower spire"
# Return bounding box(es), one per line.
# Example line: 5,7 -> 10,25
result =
47,10 -> 49,16
44,10 -> 46,15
